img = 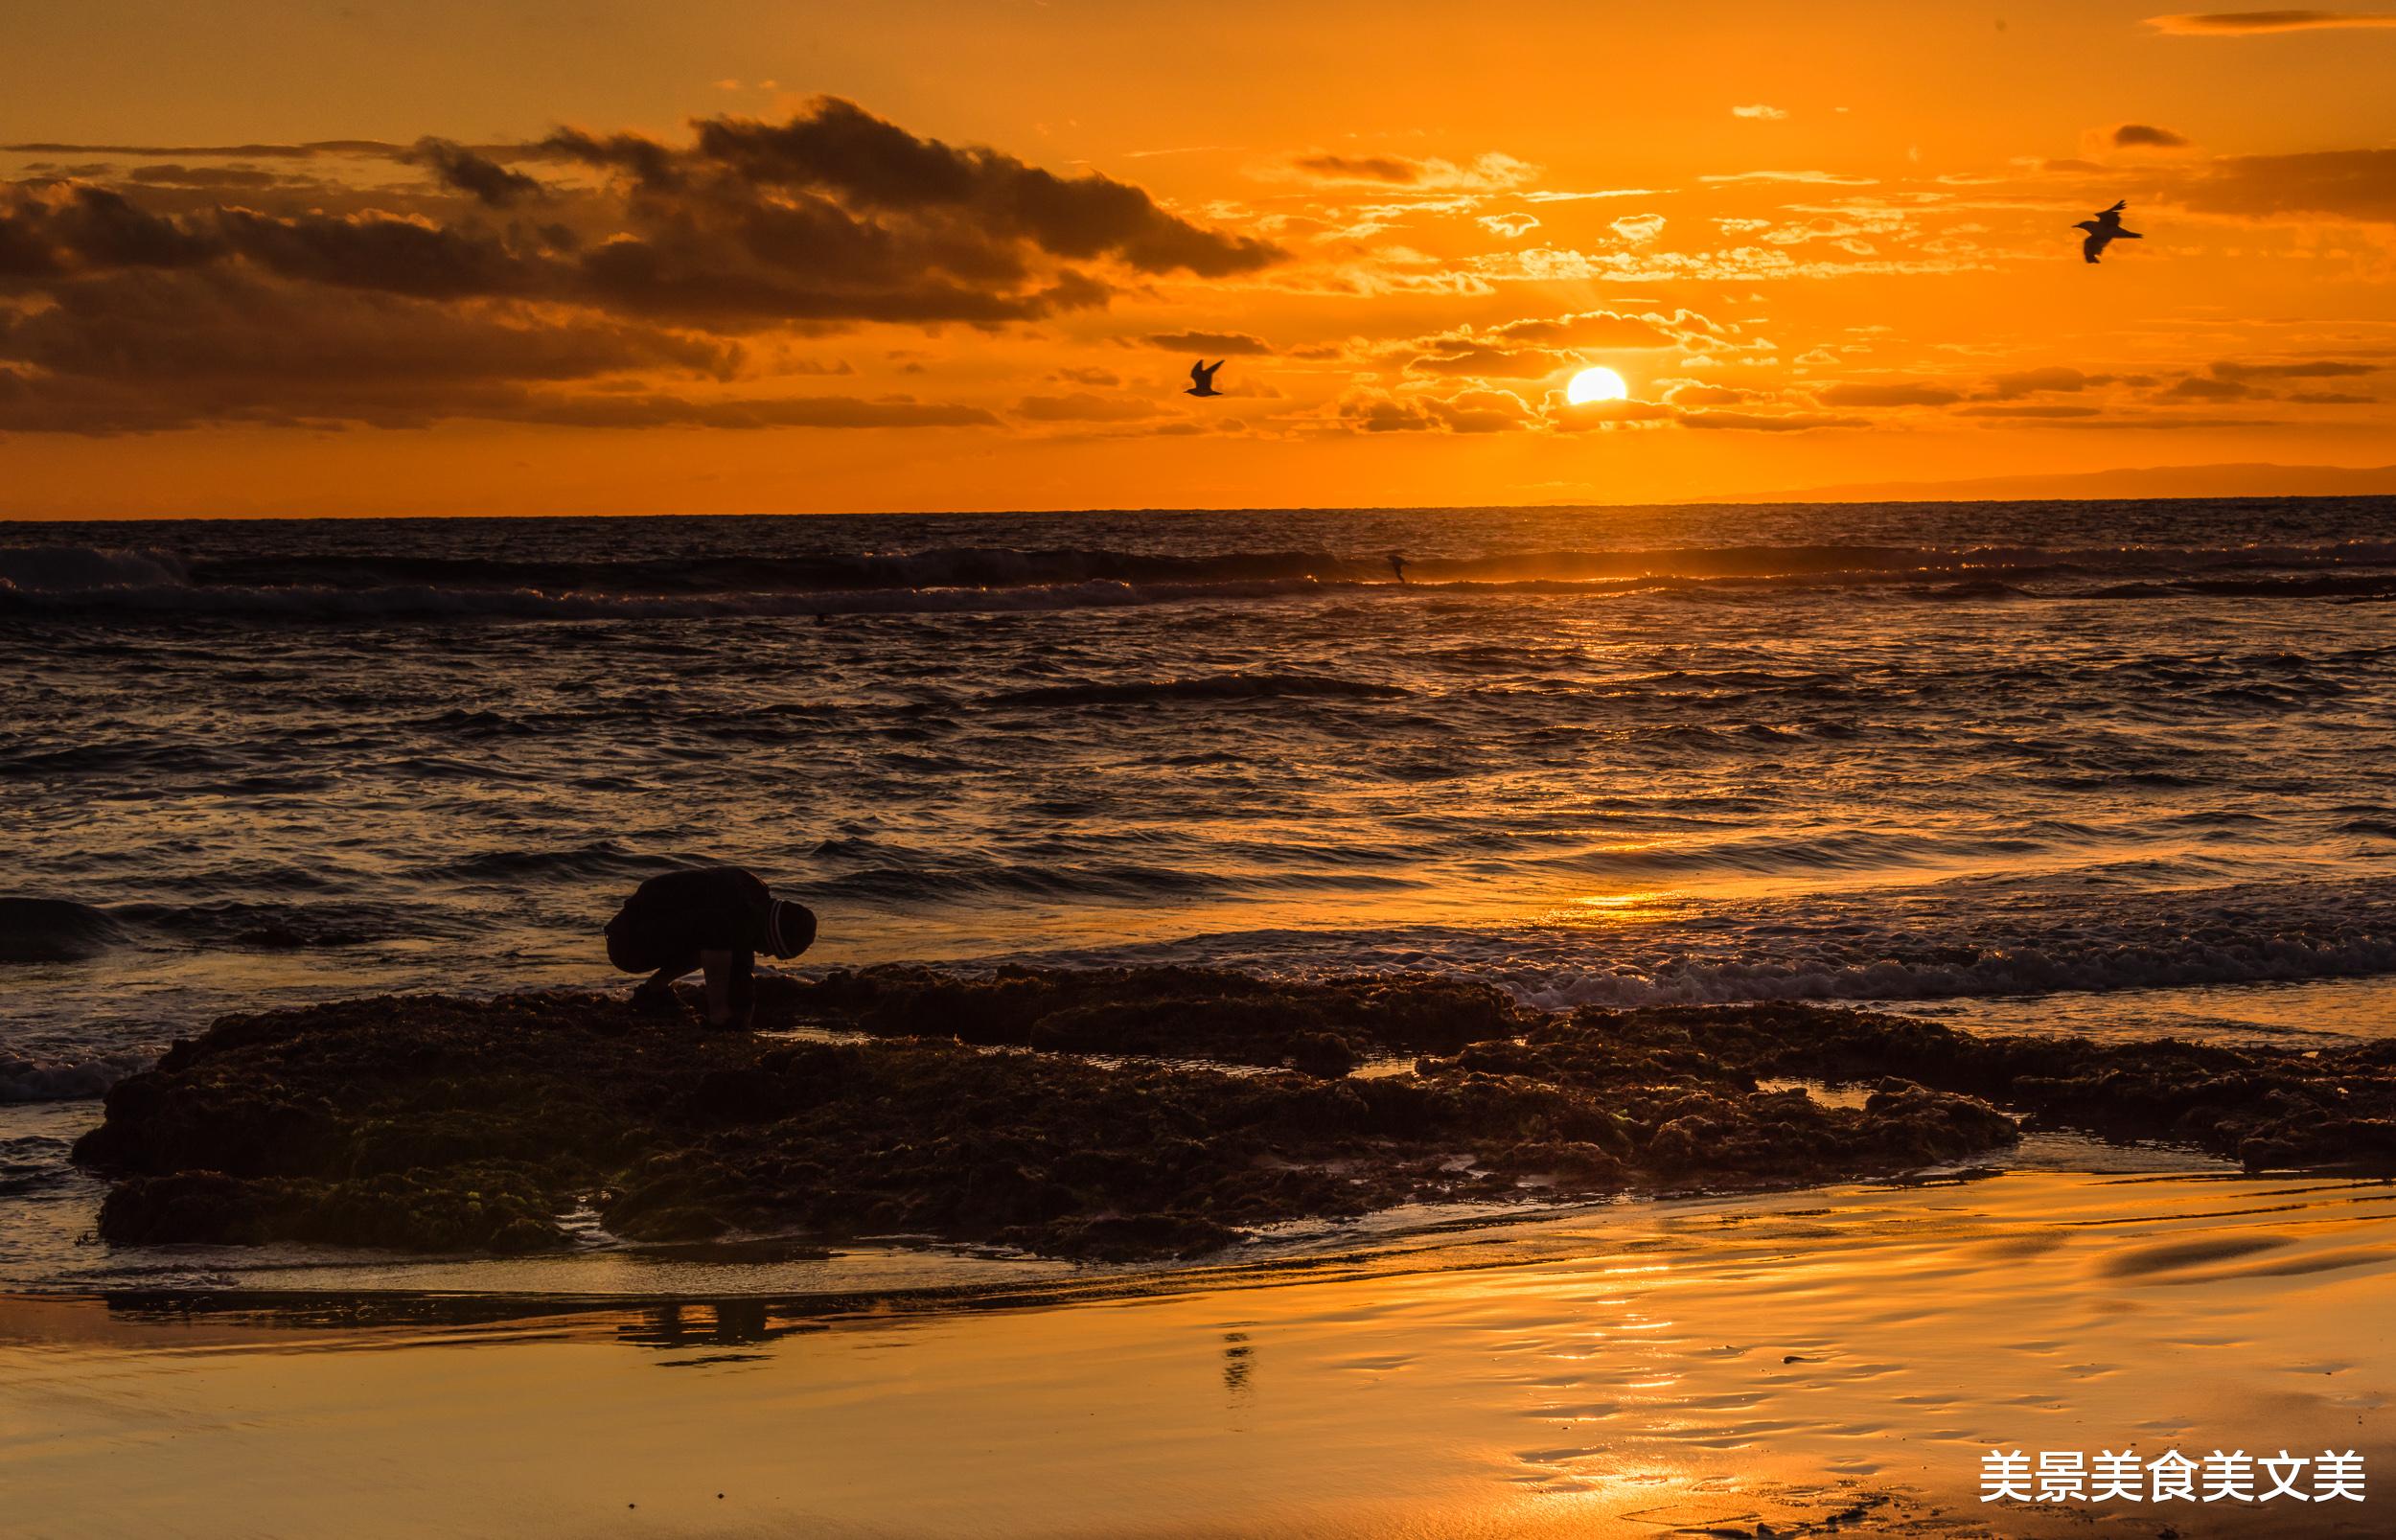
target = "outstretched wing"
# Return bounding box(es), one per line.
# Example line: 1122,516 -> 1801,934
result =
1190,358 -> 1208,386
2103,199 -> 2127,215
2082,232 -> 2106,264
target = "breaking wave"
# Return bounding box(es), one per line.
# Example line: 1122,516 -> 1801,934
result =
0,1053 -> 151,1104
1027,876 -> 2396,1020
0,899 -> 126,964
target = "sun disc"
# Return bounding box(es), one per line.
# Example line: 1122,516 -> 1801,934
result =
1566,366 -> 1629,405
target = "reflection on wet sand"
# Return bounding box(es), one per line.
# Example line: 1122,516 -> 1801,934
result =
4,1162 -> 2390,1537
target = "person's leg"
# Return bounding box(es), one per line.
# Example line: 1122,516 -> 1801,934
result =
638,956 -> 697,992
609,908 -> 701,1015
630,950 -> 701,1012
699,949 -> 755,1029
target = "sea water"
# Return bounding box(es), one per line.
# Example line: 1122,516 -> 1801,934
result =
6,498 -> 2396,1284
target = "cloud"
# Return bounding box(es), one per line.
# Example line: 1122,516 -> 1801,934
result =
1546,396 -> 1676,429
1699,171 -> 1878,186
2146,11 -> 2396,34
1662,380 -> 1758,406
1609,213 -> 1667,243
2209,357 -> 2380,379
1953,403 -> 2105,418
215,207 -> 533,298
4,267 -> 737,380
2156,375 -> 2255,401
2111,124 -> 2192,149
1759,212 -> 1905,249
1336,383 -> 1870,437
1468,239 -> 1994,287
2173,148 -> 2396,223
0,268 -> 803,432
1477,212 -> 1540,238
1284,151 -> 1537,192
124,165 -> 303,191
1816,380 -> 1966,406
1986,365 -> 2113,397
2041,414 -> 2269,429
1399,307 -> 1733,380
0,98 -> 1279,433
1289,153 -> 1421,185
516,394 -> 998,429
0,183 -> 221,274
1140,330 -> 1272,355
0,140 -> 403,159
1337,386 -> 1538,434
1406,339 -> 1570,379
1,107 -> 1275,326
1679,410 -> 1868,431
631,98 -> 1283,278
1014,391 -> 1163,422
1520,188 -> 1668,203
1731,103 -> 1789,121
405,137 -> 545,208
772,356 -> 855,376
1500,308 -> 1730,350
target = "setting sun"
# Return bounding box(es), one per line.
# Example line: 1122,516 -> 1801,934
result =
1566,366 -> 1630,404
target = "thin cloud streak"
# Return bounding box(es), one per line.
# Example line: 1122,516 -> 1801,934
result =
2147,11 -> 2396,34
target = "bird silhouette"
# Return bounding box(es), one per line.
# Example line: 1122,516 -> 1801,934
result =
1186,358 -> 1225,397
2073,199 -> 2141,264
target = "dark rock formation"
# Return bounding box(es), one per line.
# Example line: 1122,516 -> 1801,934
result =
767,964 -> 1531,1074
70,971 -> 2396,1262
1602,1003 -> 2396,1174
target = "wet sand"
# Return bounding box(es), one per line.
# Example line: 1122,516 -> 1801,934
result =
6,1159 -> 2389,1537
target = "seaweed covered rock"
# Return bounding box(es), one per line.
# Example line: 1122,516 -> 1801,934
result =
71,976 -> 2033,1262
762,964 -> 1530,1074
1578,1001 -> 2396,1174
99,1165 -> 564,1253
91,975 -> 2396,1263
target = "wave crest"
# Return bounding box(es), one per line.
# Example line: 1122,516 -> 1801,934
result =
0,898 -> 126,964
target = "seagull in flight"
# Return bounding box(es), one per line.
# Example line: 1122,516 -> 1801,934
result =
1186,358 -> 1225,398
2073,199 -> 2141,264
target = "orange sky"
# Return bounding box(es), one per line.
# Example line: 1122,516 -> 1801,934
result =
3,0 -> 2394,517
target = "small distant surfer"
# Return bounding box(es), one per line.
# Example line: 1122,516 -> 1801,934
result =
604,865 -> 816,1030
1388,552 -> 1410,585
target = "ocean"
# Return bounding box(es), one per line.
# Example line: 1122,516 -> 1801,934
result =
7,497 -> 2396,1285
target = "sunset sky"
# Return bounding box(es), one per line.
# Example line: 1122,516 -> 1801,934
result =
5,0 -> 2395,517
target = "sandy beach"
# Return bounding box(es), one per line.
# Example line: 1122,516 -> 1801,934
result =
6,1155 -> 2388,1538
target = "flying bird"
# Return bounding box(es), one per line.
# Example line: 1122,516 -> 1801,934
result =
1186,358 -> 1225,398
2073,199 -> 2141,264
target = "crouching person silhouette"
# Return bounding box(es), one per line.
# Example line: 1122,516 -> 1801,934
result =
605,865 -> 816,1029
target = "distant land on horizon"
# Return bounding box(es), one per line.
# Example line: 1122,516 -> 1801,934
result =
1711,463 -> 2396,506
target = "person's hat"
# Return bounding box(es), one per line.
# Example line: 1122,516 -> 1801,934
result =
766,897 -> 817,959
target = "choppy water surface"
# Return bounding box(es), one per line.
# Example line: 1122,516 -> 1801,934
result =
5,499 -> 2396,1284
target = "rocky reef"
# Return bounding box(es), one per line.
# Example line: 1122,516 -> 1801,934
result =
69,966 -> 2396,1262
